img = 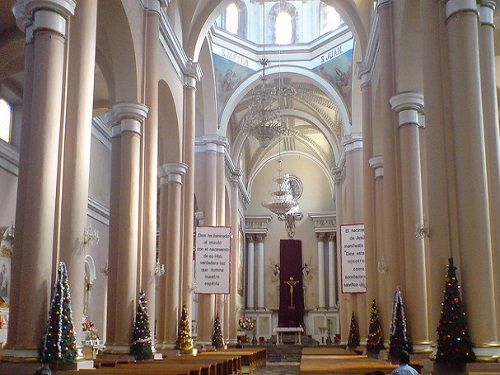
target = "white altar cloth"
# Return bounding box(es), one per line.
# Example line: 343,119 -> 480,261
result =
273,327 -> 304,345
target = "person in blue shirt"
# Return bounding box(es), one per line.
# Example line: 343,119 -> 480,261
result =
392,351 -> 419,375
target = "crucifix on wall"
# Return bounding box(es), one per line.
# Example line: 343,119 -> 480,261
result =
284,276 -> 300,310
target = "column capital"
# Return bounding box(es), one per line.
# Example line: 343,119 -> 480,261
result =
159,162 -> 188,185
112,102 -> 149,136
255,234 -> 265,243
316,232 -> 326,241
390,92 -> 425,128
359,71 -> 371,89
195,135 -> 229,153
246,234 -> 255,243
183,60 -> 202,89
369,156 -> 384,178
12,0 -> 30,33
445,0 -> 478,21
142,0 -> 167,16
25,0 -> 76,18
479,0 -> 496,27
376,0 -> 392,11
342,133 -> 363,153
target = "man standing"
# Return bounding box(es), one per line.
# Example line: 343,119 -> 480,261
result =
391,351 -> 419,375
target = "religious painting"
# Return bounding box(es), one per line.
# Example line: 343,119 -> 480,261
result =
213,52 -> 255,121
312,40 -> 354,113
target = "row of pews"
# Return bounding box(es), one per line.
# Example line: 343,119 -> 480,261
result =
299,347 -> 399,374
58,347 -> 266,375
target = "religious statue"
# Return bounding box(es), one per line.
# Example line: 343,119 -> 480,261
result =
284,276 -> 300,310
279,212 -> 303,238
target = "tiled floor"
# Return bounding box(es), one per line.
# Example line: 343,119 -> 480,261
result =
254,363 -> 300,374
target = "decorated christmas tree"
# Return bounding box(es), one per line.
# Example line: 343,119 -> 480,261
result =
388,287 -> 411,362
435,258 -> 475,363
366,299 -> 384,353
130,290 -> 153,360
212,314 -> 225,349
40,262 -> 77,364
176,304 -> 194,352
347,311 -> 360,349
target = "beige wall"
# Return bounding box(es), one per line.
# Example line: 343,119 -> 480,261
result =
0,168 -> 17,227
88,137 -> 111,207
248,155 -> 334,309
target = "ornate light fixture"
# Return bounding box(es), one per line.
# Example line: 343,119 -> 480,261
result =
415,222 -> 430,239
83,226 -> 99,249
261,159 -> 297,217
239,1 -> 295,148
154,259 -> 166,277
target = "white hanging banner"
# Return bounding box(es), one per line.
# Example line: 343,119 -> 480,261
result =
195,226 -> 231,294
340,224 -> 366,293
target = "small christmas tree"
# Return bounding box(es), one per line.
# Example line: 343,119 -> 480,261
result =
366,299 -> 384,353
435,258 -> 475,363
347,311 -> 360,349
176,304 -> 194,352
130,290 -> 153,360
212,314 -> 225,349
40,262 -> 77,364
388,287 -> 411,362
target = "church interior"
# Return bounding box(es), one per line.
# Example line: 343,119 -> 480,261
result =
0,0 -> 499,374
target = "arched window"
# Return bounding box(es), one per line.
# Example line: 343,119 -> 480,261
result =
275,11 -> 292,45
269,2 -> 297,45
0,98 -> 12,143
221,1 -> 247,37
320,2 -> 343,34
226,3 -> 239,34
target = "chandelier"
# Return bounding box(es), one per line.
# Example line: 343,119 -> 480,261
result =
261,159 -> 298,217
239,1 -> 295,148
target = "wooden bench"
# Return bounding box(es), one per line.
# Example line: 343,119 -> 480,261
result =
300,354 -> 398,374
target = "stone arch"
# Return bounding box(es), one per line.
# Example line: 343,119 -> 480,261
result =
220,66 -> 351,138
268,1 -> 298,44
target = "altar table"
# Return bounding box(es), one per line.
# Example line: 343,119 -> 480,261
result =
274,327 -> 304,345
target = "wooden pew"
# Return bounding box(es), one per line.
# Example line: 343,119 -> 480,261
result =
300,355 -> 397,374
58,365 -> 202,375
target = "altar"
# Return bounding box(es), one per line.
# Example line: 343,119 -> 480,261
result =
274,327 -> 304,345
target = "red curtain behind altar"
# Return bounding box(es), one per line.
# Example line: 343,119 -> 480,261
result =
278,239 -> 304,327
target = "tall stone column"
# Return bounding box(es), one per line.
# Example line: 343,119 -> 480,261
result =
141,0 -> 163,342
246,235 -> 255,309
7,3 -> 33,352
3,0 -> 75,359
445,0 -> 499,350
359,73 -> 377,322
106,102 -> 148,352
59,0 -> 98,349
229,170 -> 241,342
181,64 -> 198,332
256,235 -> 265,309
479,0 -> 500,340
157,163 -> 187,348
197,141 -> 217,344
327,233 -> 337,308
316,232 -> 326,308
369,157 -> 388,336
390,92 -> 431,353
216,142 -> 227,334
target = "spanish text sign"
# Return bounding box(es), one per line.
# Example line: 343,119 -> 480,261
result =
340,224 -> 366,293
195,226 -> 231,294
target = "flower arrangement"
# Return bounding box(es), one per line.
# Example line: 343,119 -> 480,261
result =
82,318 -> 99,341
238,316 -> 255,331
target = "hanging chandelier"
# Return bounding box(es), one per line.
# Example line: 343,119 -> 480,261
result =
239,1 -> 295,148
261,159 -> 298,217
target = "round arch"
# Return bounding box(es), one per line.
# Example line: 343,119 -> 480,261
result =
220,65 -> 351,138
232,108 -> 341,165
247,150 -> 335,200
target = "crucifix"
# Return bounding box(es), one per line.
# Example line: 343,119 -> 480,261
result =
284,276 -> 300,310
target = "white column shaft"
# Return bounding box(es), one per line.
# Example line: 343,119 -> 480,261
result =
247,238 -> 255,309
317,235 -> 326,308
256,239 -> 265,309
328,236 -> 336,308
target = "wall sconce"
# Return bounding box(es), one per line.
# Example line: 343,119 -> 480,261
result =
83,226 -> 99,248
415,223 -> 430,239
154,260 -> 166,277
377,256 -> 388,274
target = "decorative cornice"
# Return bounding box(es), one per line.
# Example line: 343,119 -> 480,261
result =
333,153 -> 345,184
445,0 -> 478,21
195,135 -> 228,153
390,92 -> 425,128
92,112 -> 112,149
87,197 -> 110,226
357,4 -> 379,82
369,156 -> 384,178
309,212 -> 337,233
245,215 -> 272,235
